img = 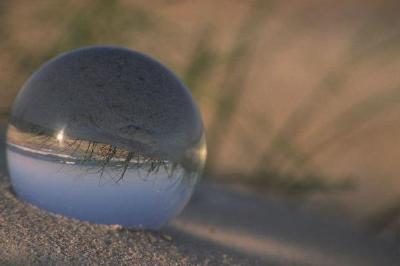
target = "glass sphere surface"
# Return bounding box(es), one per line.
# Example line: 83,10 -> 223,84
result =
6,46 -> 206,229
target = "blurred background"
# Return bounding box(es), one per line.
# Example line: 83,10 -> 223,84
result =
1,0 -> 400,233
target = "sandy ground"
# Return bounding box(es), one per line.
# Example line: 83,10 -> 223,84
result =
0,125 -> 399,265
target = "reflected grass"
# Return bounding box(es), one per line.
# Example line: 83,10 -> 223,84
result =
7,125 -> 178,183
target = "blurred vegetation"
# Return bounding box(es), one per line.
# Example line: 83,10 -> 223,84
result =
1,0 -> 400,228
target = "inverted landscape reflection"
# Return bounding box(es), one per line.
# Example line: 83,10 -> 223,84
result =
7,124 -> 205,229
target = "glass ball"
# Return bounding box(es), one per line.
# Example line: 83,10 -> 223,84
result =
6,46 -> 206,229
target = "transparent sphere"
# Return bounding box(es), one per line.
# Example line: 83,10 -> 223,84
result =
6,46 -> 206,229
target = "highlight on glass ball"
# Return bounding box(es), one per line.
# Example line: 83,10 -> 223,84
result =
6,46 -> 206,229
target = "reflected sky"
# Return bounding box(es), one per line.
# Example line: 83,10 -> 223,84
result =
7,146 -> 198,229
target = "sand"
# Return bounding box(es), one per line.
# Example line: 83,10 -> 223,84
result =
0,125 -> 399,265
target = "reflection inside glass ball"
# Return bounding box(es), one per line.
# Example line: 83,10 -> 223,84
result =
6,46 -> 206,229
